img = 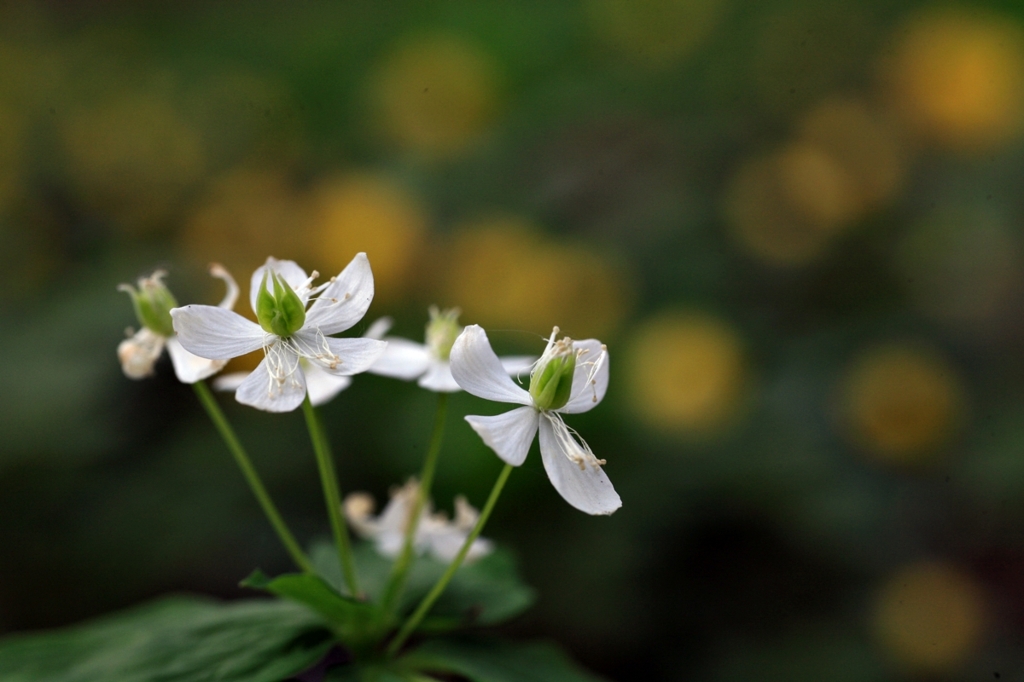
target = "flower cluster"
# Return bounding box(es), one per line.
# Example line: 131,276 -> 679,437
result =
344,479 -> 493,562
119,252 -> 621,520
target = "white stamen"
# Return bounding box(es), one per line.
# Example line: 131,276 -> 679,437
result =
263,337 -> 302,398
305,281 -> 350,309
578,344 -> 607,403
289,327 -> 342,370
546,413 -> 606,471
529,326 -> 574,381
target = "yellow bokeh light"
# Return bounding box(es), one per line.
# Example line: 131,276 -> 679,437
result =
797,97 -> 907,211
625,312 -> 745,433
873,562 -> 986,672
776,142 -> 859,229
842,344 -> 964,464
585,0 -> 727,68
435,217 -> 629,339
59,92 -> 206,233
178,167 -> 311,284
370,35 -> 498,158
307,173 -> 427,305
724,149 -> 847,267
883,9 -> 1024,151
724,97 -> 907,269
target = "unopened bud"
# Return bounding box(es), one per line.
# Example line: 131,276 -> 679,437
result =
118,271 -> 178,337
529,331 -> 577,411
425,306 -> 462,361
255,271 -> 306,337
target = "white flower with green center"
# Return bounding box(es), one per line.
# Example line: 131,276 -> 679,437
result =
344,479 -> 493,562
370,306 -> 534,392
170,253 -> 386,412
449,325 -> 620,515
117,264 -> 239,383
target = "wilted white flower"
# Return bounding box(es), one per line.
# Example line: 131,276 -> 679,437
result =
117,265 -> 239,383
171,253 -> 386,412
450,325 -> 621,516
370,306 -> 533,392
344,479 -> 493,562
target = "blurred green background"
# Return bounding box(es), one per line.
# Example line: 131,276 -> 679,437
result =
4,0 -> 1024,679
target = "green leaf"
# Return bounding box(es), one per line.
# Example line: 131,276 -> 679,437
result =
241,569 -> 377,639
398,638 -> 609,682
418,550 -> 536,630
324,665 -> 411,682
0,596 -> 333,682
311,541 -> 535,629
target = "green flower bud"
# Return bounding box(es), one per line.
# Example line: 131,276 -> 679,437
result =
118,271 -> 178,337
255,271 -> 306,337
425,306 -> 462,361
529,340 -> 576,411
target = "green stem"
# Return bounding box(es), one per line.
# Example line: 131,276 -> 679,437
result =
192,381 -> 312,574
381,393 -> 449,614
387,463 -> 514,657
302,395 -> 360,597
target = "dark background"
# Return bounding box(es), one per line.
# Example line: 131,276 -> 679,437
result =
3,1 -> 1024,679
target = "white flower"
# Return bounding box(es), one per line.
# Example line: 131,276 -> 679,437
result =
370,306 -> 534,392
449,325 -> 621,516
170,253 -> 387,412
117,265 -> 239,383
343,479 -> 493,562
213,317 -> 393,407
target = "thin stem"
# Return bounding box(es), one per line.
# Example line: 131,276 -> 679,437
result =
380,393 -> 449,614
302,395 -> 360,597
192,381 -> 313,574
387,463 -> 514,657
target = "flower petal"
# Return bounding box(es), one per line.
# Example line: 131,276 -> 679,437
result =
428,528 -> 493,563
249,258 -> 309,312
376,481 -> 418,535
235,353 -> 308,412
210,263 -> 240,310
418,360 -> 461,392
538,414 -> 621,515
449,325 -> 532,405
117,328 -> 165,379
171,305 -> 265,359
305,252 -> 375,335
376,531 -> 411,558
166,336 -> 226,384
303,359 -> 353,406
293,332 -> 387,376
343,492 -> 379,539
213,371 -> 248,392
364,316 -> 394,340
465,406 -> 539,466
369,338 -> 432,380
559,338 -> 610,414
